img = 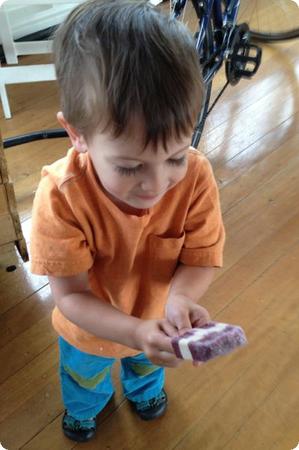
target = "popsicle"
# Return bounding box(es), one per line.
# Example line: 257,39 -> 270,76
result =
171,321 -> 247,362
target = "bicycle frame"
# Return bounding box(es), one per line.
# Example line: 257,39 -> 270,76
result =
174,0 -> 241,83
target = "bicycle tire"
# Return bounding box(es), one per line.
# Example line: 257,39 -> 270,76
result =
250,28 -> 299,43
237,0 -> 299,43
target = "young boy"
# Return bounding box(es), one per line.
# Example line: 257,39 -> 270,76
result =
30,0 -> 225,443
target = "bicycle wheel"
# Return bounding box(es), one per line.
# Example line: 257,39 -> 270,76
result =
163,0 -> 214,147
237,0 -> 299,42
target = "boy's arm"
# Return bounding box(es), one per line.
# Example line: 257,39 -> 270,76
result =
49,272 -> 140,348
48,272 -> 180,367
165,264 -> 215,333
169,264 -> 215,301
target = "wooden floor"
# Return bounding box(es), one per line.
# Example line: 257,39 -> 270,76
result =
1,24 -> 299,450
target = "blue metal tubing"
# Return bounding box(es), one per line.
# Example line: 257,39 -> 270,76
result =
194,0 -> 241,83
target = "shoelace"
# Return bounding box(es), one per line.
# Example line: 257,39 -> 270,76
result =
64,415 -> 96,431
137,392 -> 166,411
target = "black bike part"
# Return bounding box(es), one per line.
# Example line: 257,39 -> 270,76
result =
207,80 -> 229,116
191,82 -> 212,148
3,129 -> 68,148
225,23 -> 262,86
191,14 -> 214,148
169,1 -> 213,147
251,28 -> 299,42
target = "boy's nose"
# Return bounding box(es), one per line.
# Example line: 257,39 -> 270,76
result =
140,167 -> 166,195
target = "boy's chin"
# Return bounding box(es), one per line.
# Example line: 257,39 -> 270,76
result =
110,194 -> 157,212
109,190 -> 165,211
112,198 -> 157,212
129,195 -> 163,209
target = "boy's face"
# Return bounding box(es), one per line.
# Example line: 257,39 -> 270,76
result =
58,112 -> 191,211
86,128 -> 191,210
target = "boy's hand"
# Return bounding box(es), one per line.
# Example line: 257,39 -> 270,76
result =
165,294 -> 211,335
165,295 -> 211,367
133,319 -> 182,368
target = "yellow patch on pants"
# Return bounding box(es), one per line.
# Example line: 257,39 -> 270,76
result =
129,363 -> 160,377
63,365 -> 110,390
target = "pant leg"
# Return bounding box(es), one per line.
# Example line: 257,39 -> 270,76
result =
120,353 -> 165,403
58,337 -> 116,420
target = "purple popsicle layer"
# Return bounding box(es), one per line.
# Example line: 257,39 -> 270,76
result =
171,321 -> 247,362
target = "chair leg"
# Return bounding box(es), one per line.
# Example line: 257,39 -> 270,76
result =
0,8 -> 18,64
0,84 -> 12,119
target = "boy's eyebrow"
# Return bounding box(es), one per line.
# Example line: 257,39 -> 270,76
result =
111,145 -> 190,162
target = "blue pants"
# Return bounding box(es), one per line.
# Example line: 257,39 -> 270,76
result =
58,337 -> 165,420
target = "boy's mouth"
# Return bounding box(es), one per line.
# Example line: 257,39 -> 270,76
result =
136,192 -> 163,200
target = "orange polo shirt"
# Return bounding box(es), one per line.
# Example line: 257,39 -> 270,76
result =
30,147 -> 225,358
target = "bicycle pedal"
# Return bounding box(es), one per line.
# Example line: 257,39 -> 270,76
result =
232,44 -> 262,79
226,23 -> 262,85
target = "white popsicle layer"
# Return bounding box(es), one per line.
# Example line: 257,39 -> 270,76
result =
178,323 -> 229,359
171,321 -> 247,362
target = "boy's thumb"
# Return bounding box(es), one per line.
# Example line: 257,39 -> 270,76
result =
176,316 -> 192,336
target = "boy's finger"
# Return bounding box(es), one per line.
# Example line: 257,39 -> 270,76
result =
154,333 -> 175,354
158,351 -> 181,367
175,315 -> 192,335
160,319 -> 179,338
178,327 -> 190,336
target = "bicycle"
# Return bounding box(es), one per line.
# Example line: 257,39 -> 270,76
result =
3,0 -> 299,150
166,0 -> 299,147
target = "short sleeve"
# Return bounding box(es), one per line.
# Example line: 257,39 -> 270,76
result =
30,175 -> 94,276
179,157 -> 225,267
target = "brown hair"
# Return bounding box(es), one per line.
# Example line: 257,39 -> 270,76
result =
53,0 -> 204,148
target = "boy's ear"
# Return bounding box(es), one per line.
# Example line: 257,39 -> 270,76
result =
57,112 -> 88,153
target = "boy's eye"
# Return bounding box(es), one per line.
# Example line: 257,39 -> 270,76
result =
115,165 -> 142,176
167,156 -> 186,166
115,155 -> 186,176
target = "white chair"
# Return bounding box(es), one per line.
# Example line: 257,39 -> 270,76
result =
0,0 -> 82,119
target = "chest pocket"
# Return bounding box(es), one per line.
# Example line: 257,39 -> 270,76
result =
148,232 -> 185,284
